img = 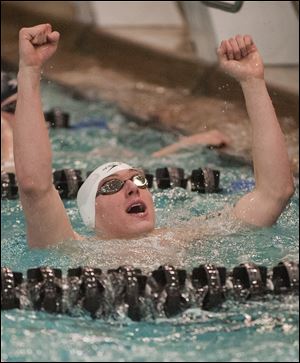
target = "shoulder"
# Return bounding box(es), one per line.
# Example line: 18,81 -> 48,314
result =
171,205 -> 250,243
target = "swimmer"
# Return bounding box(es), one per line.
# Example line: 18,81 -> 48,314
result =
13,24 -> 294,248
1,72 -> 228,167
1,71 -> 17,173
151,129 -> 230,158
89,129 -> 230,159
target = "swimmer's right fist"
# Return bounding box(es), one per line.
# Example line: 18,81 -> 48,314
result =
19,24 -> 60,70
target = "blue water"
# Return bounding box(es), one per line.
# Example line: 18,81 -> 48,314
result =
1,81 -> 299,362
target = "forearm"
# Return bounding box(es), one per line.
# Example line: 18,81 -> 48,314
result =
152,131 -> 228,157
152,136 -> 208,157
14,67 -> 53,192
152,142 -> 183,157
241,78 -> 294,197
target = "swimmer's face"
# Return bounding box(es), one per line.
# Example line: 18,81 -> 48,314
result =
94,169 -> 155,238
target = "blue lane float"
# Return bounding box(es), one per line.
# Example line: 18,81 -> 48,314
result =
44,108 -> 109,130
1,261 -> 298,321
70,117 -> 109,130
228,179 -> 255,193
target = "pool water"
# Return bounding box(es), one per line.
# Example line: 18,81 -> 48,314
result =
1,81 -> 299,362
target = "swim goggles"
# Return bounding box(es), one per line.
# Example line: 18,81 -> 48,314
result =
96,174 -> 148,197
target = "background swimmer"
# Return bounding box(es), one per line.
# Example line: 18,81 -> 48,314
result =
13,24 -> 294,248
151,129 -> 230,157
1,71 -> 231,168
1,71 -> 17,173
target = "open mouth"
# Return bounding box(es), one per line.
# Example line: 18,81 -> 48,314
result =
126,202 -> 147,214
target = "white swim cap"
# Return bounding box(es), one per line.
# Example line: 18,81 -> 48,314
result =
77,162 -> 133,228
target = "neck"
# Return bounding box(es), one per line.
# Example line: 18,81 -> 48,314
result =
94,227 -> 154,240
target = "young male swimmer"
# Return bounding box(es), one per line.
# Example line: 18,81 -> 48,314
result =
13,24 -> 294,248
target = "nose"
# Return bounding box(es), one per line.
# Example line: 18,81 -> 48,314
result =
124,179 -> 140,197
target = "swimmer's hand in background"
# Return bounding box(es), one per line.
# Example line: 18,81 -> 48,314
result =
19,24 -> 60,70
152,129 -> 230,158
178,129 -> 230,148
217,35 -> 264,83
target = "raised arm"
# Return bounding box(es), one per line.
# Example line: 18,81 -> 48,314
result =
14,24 -> 77,247
217,35 -> 294,226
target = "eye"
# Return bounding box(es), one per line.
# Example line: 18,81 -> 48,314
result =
97,179 -> 124,195
103,179 -> 123,189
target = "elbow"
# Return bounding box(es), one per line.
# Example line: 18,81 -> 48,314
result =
266,178 -> 295,205
282,178 -> 295,203
271,182 -> 295,213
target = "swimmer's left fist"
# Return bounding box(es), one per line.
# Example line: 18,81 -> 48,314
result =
217,35 -> 264,83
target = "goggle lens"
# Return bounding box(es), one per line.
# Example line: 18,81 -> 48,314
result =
96,175 -> 148,196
